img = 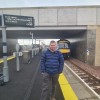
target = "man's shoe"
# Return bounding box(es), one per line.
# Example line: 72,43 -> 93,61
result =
50,97 -> 56,100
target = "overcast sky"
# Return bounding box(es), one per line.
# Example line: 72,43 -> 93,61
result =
0,0 -> 100,8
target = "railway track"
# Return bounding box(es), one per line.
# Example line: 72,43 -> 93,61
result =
65,59 -> 100,99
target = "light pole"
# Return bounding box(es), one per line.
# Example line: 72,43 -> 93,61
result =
16,43 -> 20,71
1,15 -> 9,82
34,38 -> 36,55
30,32 -> 34,58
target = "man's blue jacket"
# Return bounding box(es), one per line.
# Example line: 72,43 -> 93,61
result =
40,49 -> 64,74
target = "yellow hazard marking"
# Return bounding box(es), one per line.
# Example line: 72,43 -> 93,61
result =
0,56 -> 15,63
58,73 -> 78,100
60,49 -> 70,53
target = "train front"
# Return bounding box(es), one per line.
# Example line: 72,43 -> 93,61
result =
57,40 -> 71,59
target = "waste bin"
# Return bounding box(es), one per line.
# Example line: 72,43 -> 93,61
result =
22,51 -> 31,64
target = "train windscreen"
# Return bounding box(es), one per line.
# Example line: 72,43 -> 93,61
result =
58,43 -> 69,49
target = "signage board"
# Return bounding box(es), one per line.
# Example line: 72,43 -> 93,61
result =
3,14 -> 34,27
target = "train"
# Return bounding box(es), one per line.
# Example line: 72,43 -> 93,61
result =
57,39 -> 71,59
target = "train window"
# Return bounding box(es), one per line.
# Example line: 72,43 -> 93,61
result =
58,43 -> 68,48
65,43 -> 68,48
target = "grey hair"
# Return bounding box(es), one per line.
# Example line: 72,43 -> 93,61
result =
49,40 -> 57,45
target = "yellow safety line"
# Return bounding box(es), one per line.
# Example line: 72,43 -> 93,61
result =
0,56 -> 15,63
58,73 -> 78,100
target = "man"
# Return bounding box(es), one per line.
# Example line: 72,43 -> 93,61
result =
40,40 -> 64,100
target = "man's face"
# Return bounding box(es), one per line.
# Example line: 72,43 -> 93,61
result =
49,42 -> 57,52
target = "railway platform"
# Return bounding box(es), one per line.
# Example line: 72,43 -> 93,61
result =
0,54 -> 100,100
64,63 -> 100,100
0,54 -> 41,100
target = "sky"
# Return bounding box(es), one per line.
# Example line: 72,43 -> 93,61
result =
18,39 -> 59,45
0,0 -> 100,8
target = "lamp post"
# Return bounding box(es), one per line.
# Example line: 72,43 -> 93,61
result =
34,38 -> 36,55
1,15 -> 9,82
16,43 -> 20,71
30,32 -> 34,58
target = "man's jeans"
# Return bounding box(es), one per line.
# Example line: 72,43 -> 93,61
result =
40,73 -> 59,100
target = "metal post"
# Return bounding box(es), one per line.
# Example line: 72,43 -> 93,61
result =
39,40 -> 40,52
16,52 -> 20,71
32,33 -> 34,58
30,32 -> 34,58
2,15 -> 9,82
35,38 -> 36,55
16,44 -> 20,71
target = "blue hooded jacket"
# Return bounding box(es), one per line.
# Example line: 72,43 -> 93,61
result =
40,49 -> 64,74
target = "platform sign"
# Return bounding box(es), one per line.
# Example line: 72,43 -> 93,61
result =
0,16 -> 2,26
3,14 -> 34,27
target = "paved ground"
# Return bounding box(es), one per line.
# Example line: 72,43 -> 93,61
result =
29,63 -> 64,100
0,54 -> 41,100
0,53 -> 64,100
64,62 -> 100,100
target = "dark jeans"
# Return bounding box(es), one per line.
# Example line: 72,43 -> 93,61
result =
40,73 -> 59,100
